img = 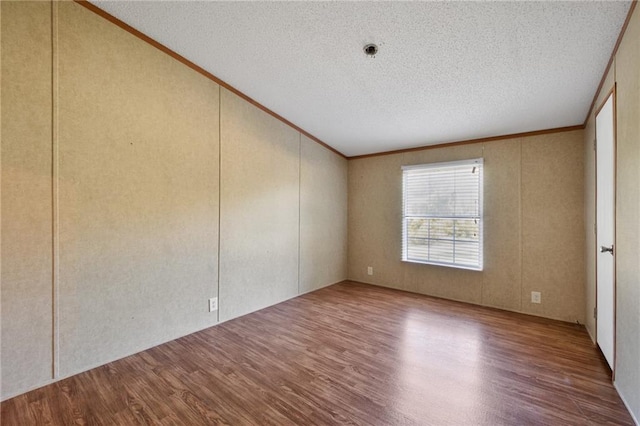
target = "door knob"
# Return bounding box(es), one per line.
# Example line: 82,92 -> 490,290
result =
600,245 -> 614,255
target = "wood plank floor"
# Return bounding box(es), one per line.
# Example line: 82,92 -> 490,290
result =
1,281 -> 634,425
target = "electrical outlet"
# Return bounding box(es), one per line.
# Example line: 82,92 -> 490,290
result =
209,297 -> 218,312
367,266 -> 373,276
531,291 -> 541,304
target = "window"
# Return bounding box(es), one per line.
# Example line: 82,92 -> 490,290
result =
402,158 -> 483,271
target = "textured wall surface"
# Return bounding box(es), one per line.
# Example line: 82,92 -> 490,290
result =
582,6 -> 640,422
219,88 -> 300,322
56,2 -> 221,377
0,1 -> 54,399
480,140 -> 522,310
349,131 -> 585,323
349,153 -> 405,293
521,135 -> 585,321
613,5 -> 640,422
1,1 -> 347,400
300,135 -> 348,294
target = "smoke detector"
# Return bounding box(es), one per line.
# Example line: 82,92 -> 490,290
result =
363,43 -> 378,57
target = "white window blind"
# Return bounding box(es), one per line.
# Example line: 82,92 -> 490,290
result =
402,158 -> 483,271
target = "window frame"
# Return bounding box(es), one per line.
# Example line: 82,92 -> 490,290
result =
401,158 -> 484,271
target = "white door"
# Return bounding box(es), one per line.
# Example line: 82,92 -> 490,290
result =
596,92 -> 615,370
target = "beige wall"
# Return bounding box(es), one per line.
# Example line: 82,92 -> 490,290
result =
1,1 -> 54,399
300,135 -> 348,294
585,5 -> 640,422
614,6 -> 640,420
0,1 -> 347,400
583,5 -> 640,422
56,2 -> 221,377
219,87 -> 300,322
218,93 -> 348,322
349,130 -> 585,324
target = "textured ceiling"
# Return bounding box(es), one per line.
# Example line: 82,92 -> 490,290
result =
93,1 -> 631,157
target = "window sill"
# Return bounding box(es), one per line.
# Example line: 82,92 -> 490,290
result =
402,259 -> 483,272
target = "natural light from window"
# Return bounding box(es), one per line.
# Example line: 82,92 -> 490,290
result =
402,158 -> 483,271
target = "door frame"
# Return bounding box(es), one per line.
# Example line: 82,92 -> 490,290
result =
594,84 -> 617,378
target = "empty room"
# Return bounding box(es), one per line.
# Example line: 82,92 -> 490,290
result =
1,0 -> 639,424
